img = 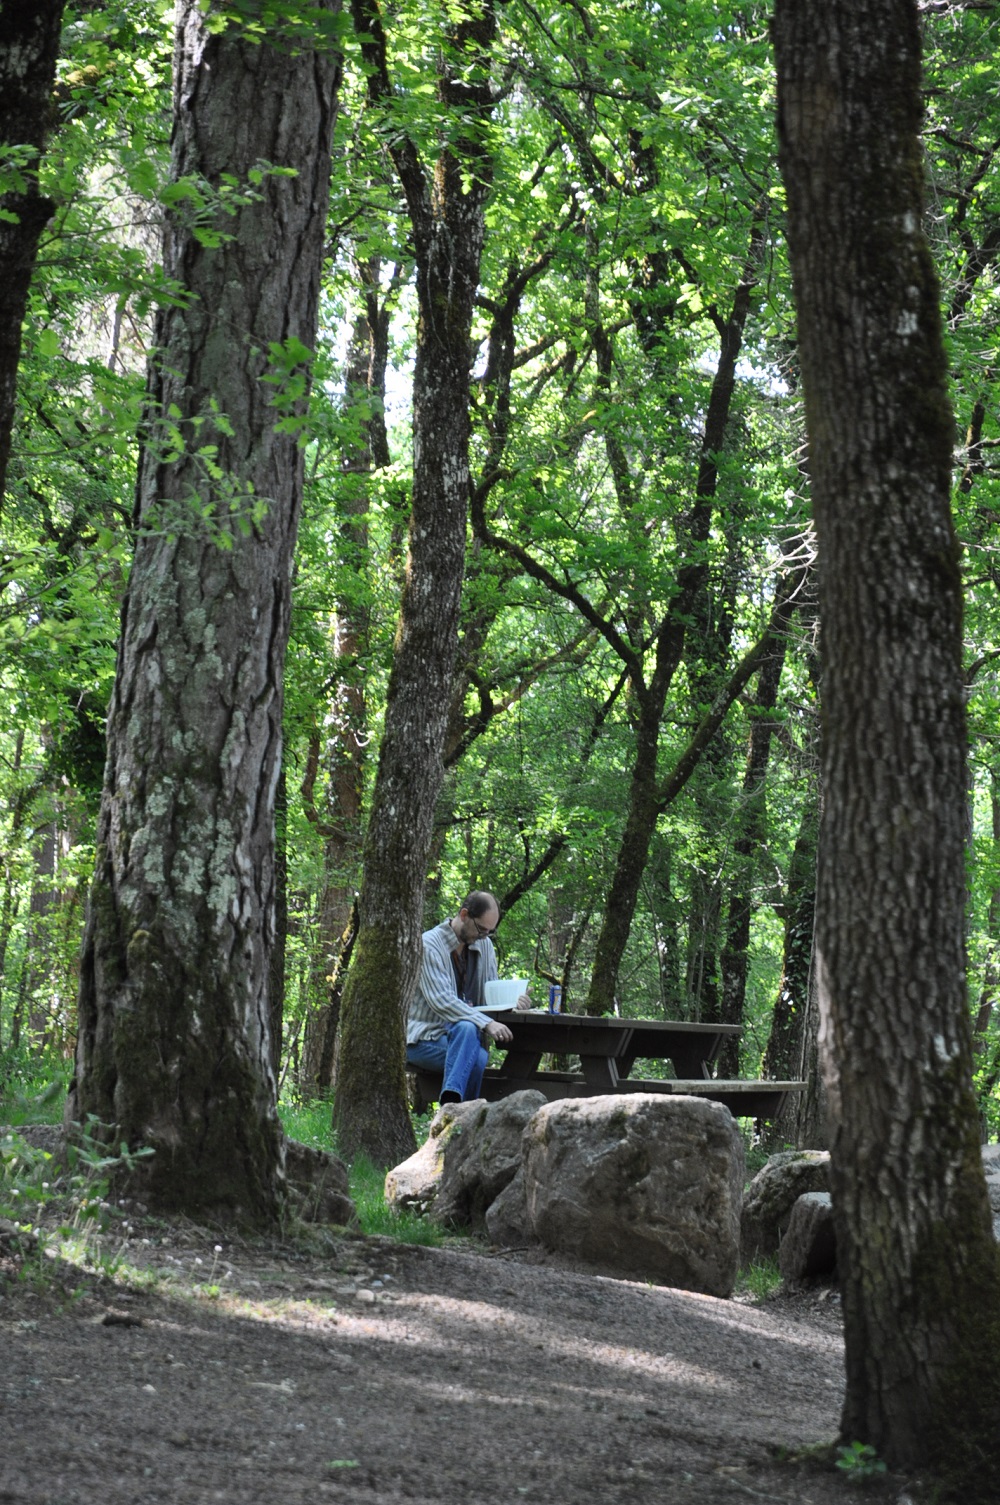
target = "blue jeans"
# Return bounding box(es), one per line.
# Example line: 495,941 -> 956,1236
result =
406,1021 -> 488,1101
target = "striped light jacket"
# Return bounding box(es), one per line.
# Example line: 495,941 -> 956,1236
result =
405,920 -> 499,1046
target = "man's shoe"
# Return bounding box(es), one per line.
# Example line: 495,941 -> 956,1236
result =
439,1090 -> 461,1104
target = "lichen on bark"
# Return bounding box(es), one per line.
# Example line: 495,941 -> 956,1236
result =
67,1 -> 342,1225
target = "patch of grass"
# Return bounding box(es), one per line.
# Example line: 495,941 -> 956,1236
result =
278,1092 -> 447,1242
277,1091 -> 446,1245
279,1093 -> 439,1153
735,1255 -> 782,1301
278,1095 -> 335,1152
0,1060 -> 70,1128
348,1153 -> 444,1246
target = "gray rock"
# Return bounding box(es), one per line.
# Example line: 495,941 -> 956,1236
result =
778,1191 -> 837,1283
484,1166 -> 537,1248
385,1092 -> 546,1229
384,1100 -> 481,1217
741,1150 -> 831,1261
522,1093 -> 744,1297
977,1145 -> 1000,1231
284,1139 -> 356,1226
433,1091 -> 547,1229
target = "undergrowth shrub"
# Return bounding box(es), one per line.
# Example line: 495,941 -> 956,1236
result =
0,1118 -> 154,1288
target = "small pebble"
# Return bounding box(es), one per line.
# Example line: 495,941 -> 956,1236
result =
354,1289 -> 376,1305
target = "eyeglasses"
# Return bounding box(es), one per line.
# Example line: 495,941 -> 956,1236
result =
470,916 -> 498,938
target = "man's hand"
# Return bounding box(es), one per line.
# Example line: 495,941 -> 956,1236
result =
484,1018 -> 513,1045
515,991 -> 532,1011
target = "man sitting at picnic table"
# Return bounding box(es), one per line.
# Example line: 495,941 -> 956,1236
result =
405,891 -> 531,1103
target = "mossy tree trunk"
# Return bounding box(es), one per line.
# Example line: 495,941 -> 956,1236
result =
332,0 -> 496,1166
0,0 -> 66,506
774,0 -> 1000,1484
68,0 -> 341,1223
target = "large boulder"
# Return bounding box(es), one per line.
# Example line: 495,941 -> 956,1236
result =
522,1094 -> 744,1297
981,1144 -> 1000,1210
741,1149 -> 831,1261
484,1166 -> 537,1249
284,1139 -> 357,1226
980,1144 -> 1000,1241
778,1191 -> 837,1284
433,1091 -> 547,1228
384,1100 -> 481,1216
385,1091 -> 546,1227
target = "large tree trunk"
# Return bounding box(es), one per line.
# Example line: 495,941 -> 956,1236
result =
68,1 -> 341,1223
333,0 -> 496,1165
0,0 -> 67,506
775,0 -> 1000,1484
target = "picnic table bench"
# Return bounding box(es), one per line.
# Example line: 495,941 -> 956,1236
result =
408,1009 -> 803,1120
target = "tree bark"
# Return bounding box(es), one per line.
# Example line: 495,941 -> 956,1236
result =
333,0 -> 496,1165
774,0 -> 1000,1483
68,1 -> 341,1222
269,765 -> 288,1078
0,0 -> 67,508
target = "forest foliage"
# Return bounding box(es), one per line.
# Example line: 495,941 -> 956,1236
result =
3,0 -> 1000,1128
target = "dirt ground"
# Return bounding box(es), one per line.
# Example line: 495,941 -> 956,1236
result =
0,1214 -> 926,1505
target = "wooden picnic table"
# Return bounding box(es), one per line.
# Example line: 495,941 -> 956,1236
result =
491,1011 -> 739,1090
408,1009 -> 803,1119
